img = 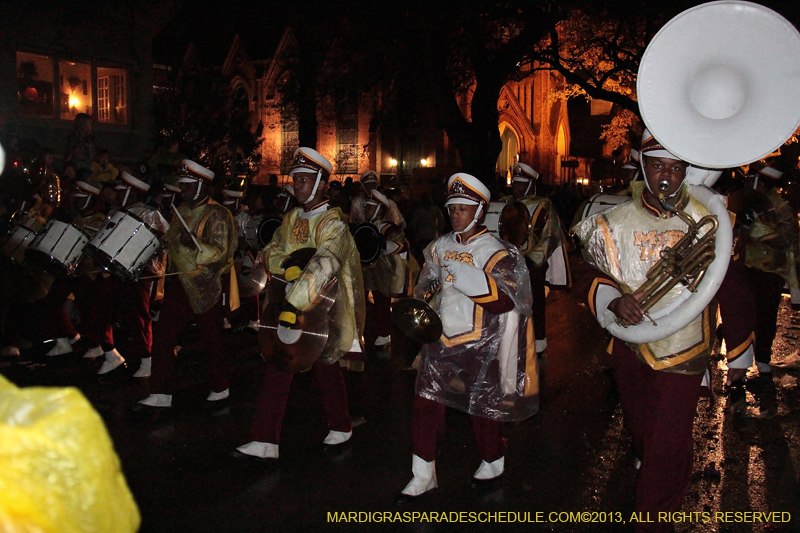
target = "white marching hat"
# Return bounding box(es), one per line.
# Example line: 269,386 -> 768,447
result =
163,183 -> 181,193
74,181 -> 100,196
118,171 -> 150,192
288,147 -> 332,180
637,1 -> 800,169
360,170 -> 379,185
511,162 -> 539,182
178,159 -> 215,183
444,173 -> 491,206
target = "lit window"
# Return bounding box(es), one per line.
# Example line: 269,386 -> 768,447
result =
17,52 -> 55,117
97,67 -> 127,125
59,60 -> 92,120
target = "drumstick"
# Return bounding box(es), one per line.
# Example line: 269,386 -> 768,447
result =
171,203 -> 201,249
138,271 -> 192,280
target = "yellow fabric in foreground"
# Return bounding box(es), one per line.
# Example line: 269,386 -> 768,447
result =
0,375 -> 140,533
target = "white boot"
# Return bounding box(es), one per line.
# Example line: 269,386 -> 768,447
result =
133,357 -> 151,378
46,337 -> 73,356
206,388 -> 230,402
401,455 -> 437,496
98,348 -> 126,375
138,393 -> 172,408
235,441 -> 279,459
473,456 -> 504,480
374,335 -> 391,347
323,430 -> 352,446
83,345 -> 104,359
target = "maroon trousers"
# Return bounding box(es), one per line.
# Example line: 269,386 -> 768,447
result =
611,342 -> 703,533
43,275 -> 98,344
149,279 -> 229,395
250,359 -> 351,444
747,268 -> 786,364
411,396 -> 506,463
90,276 -> 153,359
527,258 -> 548,344
372,291 -> 392,338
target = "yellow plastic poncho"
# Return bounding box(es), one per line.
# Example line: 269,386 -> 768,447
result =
166,197 -> 239,314
0,375 -> 140,533
263,204 -> 365,363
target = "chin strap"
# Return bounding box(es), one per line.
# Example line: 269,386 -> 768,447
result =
303,169 -> 323,205
122,187 -> 131,207
453,203 -> 483,235
524,181 -> 532,197
193,181 -> 203,202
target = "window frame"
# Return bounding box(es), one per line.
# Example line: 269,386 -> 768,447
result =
15,49 -> 131,129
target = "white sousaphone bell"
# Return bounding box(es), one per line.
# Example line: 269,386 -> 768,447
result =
609,0 -> 800,344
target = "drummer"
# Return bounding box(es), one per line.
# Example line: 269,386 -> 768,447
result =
134,160 -> 238,413
350,170 -> 404,227
361,189 -> 418,350
232,147 -> 365,462
505,162 -> 570,359
84,171 -> 169,377
41,181 -> 108,357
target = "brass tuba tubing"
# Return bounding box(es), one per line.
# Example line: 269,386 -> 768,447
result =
617,206 -> 718,327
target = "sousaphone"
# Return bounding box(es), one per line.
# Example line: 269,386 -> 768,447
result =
611,0 -> 800,344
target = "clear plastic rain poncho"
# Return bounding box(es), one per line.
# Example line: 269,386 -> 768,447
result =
363,220 -> 420,297
0,375 -> 139,533
743,188 -> 800,290
166,198 -> 238,314
414,230 -> 539,421
263,205 -> 365,364
572,182 -> 716,374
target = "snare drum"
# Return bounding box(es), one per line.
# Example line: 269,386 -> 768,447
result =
2,224 -> 37,265
85,209 -> 161,283
25,220 -> 88,277
483,201 -> 508,239
244,215 -> 283,250
580,193 -> 631,221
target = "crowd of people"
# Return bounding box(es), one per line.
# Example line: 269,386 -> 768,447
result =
1,114 -> 799,532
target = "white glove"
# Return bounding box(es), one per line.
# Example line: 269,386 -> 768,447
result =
441,259 -> 489,297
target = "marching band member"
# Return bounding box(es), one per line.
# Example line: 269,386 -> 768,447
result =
134,160 -> 238,412
397,173 -> 538,503
85,171 -> 169,377
733,163 -> 799,375
233,147 -> 365,461
572,130 -> 754,531
506,162 -> 571,358
362,189 -> 418,348
42,181 -> 108,357
350,170 -> 404,227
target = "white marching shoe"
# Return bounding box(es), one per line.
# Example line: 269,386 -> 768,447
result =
133,357 -> 151,378
206,388 -> 230,402
233,441 -> 279,461
98,348 -> 126,375
83,345 -> 104,359
473,456 -> 505,480
46,337 -> 74,356
137,394 -> 172,408
323,430 -> 352,447
374,335 -> 391,347
400,455 -> 438,497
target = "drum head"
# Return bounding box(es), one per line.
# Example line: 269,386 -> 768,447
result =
257,217 -> 282,249
351,223 -> 383,264
499,201 -> 531,250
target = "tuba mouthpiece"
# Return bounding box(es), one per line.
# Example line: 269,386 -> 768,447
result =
658,180 -> 670,192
